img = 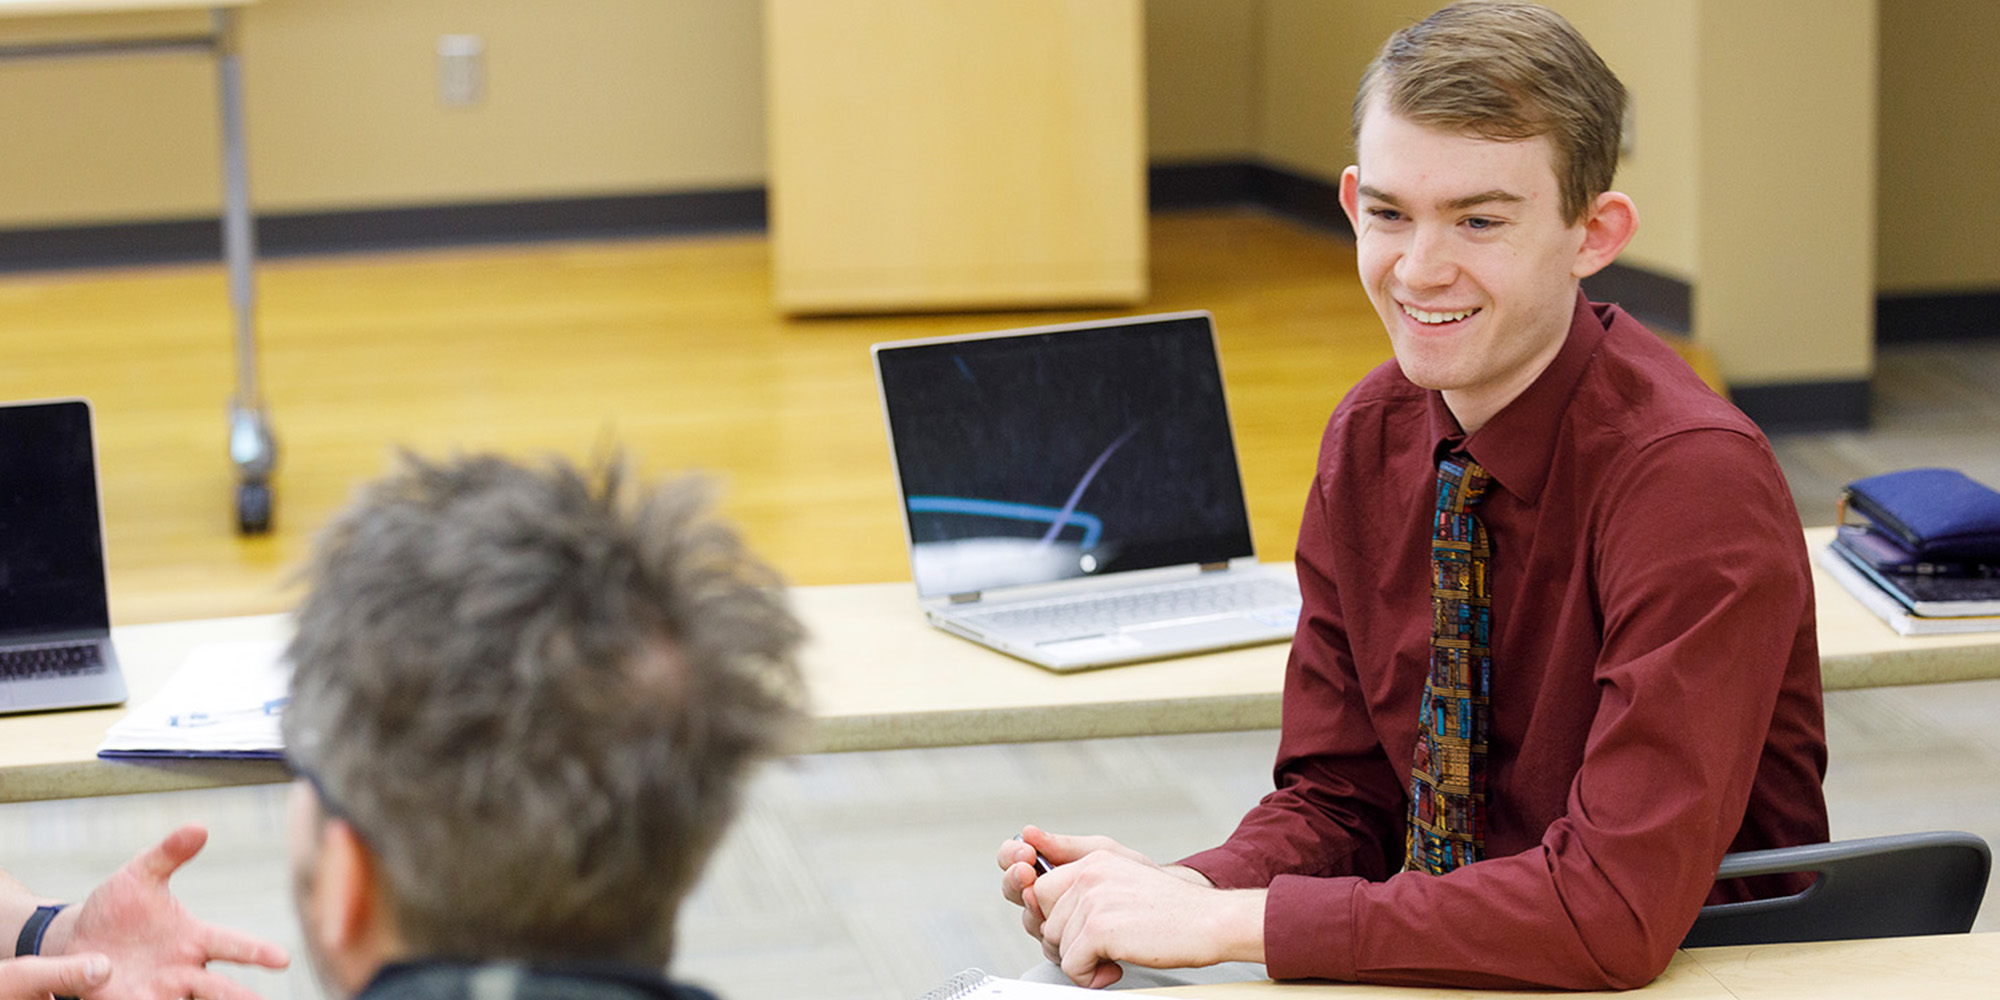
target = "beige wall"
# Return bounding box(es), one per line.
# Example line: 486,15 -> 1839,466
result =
1251,0 -> 1417,185
1560,1 -> 1698,283
1145,0 -> 1257,161
0,0 -> 766,225
1877,0 -> 2000,294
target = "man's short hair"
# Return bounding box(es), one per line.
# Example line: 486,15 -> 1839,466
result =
282,453 -> 806,966
1354,0 -> 1626,224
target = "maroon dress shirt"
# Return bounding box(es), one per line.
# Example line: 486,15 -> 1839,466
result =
1180,292 -> 1829,989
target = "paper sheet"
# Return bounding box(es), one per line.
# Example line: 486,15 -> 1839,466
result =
95,639 -> 289,759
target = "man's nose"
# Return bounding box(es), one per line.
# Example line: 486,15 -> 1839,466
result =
1395,225 -> 1458,290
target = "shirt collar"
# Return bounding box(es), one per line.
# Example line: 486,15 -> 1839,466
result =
1424,288 -> 1613,505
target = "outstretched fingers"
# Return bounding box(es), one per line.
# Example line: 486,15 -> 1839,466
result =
131,826 -> 209,885
199,925 -> 290,972
183,968 -> 279,1000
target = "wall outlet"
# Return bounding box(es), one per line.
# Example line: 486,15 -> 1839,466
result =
437,34 -> 485,108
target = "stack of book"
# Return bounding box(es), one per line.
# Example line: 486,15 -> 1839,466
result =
1818,468 -> 2000,636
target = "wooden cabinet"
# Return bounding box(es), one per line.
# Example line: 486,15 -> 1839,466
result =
764,0 -> 1147,314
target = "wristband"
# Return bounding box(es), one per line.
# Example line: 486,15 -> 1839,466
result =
14,903 -> 66,957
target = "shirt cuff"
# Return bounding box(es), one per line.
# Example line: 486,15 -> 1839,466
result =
1263,874 -> 1361,982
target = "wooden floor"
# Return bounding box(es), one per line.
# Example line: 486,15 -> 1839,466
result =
0,209 -> 1391,625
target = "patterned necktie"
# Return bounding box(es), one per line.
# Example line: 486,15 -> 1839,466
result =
1407,455 -> 1493,875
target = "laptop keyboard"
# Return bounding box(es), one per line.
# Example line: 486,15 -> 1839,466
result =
957,576 -> 1300,642
0,642 -> 106,680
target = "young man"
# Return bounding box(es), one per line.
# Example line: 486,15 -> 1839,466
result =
1,830 -> 289,1000
281,454 -> 806,1000
998,2 -> 1828,990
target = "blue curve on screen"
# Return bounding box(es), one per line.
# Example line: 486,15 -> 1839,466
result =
905,497 -> 1103,549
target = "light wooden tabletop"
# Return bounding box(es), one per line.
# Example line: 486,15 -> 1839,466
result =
2,527 -> 1995,802
1134,932 -> 2000,999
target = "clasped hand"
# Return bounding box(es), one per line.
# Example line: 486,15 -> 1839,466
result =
997,825 -> 1264,989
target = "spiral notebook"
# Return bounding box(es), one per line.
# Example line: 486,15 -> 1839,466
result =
916,969 -> 1095,999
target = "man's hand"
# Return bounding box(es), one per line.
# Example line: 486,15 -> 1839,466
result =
998,826 -> 1259,988
998,826 -> 1154,964
39,825 -> 289,1000
0,953 -> 111,1000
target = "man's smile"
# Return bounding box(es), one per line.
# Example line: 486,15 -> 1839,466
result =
1400,303 -> 1483,326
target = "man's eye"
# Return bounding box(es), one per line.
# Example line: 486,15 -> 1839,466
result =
1369,208 -> 1404,222
1465,217 -> 1500,231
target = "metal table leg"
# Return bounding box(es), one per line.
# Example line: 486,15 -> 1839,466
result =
214,8 -> 276,534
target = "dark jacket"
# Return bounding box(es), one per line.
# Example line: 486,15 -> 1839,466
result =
359,961 -> 721,1000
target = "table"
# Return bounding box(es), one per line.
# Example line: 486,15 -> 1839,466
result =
786,526 -> 2000,752
0,0 -> 278,533
1135,931 -> 2000,999
3,528 -> 1997,802
1799,525 -> 2000,687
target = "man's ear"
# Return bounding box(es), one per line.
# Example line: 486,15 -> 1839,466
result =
1338,166 -> 1363,232
1572,190 -> 1638,279
313,820 -> 379,955
309,818 -> 401,997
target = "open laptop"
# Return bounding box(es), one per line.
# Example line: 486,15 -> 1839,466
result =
872,311 -> 1300,671
0,398 -> 128,714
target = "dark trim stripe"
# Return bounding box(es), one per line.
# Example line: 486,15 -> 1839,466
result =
1877,291 -> 2000,342
1729,380 -> 1873,434
0,188 -> 766,272
1150,161 -> 1354,237
1148,161 -> 1261,210
1581,262 -> 1692,336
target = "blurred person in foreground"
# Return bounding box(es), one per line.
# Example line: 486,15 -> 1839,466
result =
281,453 -> 806,1000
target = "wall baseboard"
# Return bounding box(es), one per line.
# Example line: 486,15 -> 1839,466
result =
1149,161 -> 1348,235
1877,291 -> 2000,342
1579,262 -> 1692,336
0,189 -> 767,273
1727,380 -> 1873,434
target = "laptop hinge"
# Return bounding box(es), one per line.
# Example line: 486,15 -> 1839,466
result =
949,591 -> 983,604
1199,562 -> 1231,573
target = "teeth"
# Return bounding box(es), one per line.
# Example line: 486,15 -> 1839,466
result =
1402,304 -> 1479,325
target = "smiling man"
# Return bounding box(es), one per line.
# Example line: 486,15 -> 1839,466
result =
998,2 -> 1829,991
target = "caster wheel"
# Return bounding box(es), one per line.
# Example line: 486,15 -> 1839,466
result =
236,481 -> 273,535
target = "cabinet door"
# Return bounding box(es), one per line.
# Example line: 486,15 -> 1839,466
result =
766,0 -> 1146,314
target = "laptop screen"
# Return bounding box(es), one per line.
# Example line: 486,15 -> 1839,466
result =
0,400 -> 112,640
876,313 -> 1256,598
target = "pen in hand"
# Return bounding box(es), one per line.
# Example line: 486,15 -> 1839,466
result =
1013,834 -> 1054,875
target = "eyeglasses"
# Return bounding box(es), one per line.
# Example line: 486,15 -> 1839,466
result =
285,754 -> 363,835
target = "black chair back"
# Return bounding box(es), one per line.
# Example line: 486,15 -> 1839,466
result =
1683,831 -> 1990,948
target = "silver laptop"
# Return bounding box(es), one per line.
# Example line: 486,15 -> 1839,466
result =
872,311 -> 1300,671
0,399 -> 128,714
